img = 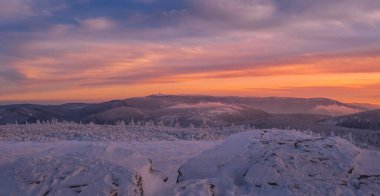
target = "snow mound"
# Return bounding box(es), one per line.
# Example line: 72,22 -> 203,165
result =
173,129 -> 380,196
0,142 -> 165,196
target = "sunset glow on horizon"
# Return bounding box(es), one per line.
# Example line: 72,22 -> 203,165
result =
1,0 -> 380,104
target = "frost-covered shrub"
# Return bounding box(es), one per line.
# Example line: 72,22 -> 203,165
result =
0,122 -> 379,148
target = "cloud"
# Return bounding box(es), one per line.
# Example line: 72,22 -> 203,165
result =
246,84 -> 380,103
0,67 -> 26,83
0,0 -> 67,20
188,0 -> 275,25
79,17 -> 117,30
0,0 -> 34,19
311,104 -> 361,116
1,0 -> 380,103
4,30 -> 380,89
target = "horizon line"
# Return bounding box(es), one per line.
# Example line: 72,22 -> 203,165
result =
1,94 -> 379,106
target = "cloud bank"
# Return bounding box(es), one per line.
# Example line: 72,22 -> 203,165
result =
0,0 -> 380,103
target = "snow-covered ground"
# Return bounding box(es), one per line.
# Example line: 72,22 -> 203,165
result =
0,142 -> 161,195
0,125 -> 379,195
0,141 -> 217,196
173,129 -> 380,196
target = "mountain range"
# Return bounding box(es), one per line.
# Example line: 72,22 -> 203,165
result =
1,94 -> 376,128
320,109 -> 380,130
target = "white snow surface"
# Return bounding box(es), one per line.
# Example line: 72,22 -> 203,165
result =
0,141 -> 217,196
0,142 -> 162,196
174,129 -> 380,196
0,128 -> 379,196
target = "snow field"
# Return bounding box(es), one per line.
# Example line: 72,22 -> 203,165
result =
0,126 -> 379,195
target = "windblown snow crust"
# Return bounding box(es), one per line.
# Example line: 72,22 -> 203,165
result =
174,130 -> 380,196
0,129 -> 379,196
0,142 -> 165,196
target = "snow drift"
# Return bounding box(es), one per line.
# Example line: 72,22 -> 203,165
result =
173,129 -> 380,196
0,142 -> 166,196
0,129 -> 379,195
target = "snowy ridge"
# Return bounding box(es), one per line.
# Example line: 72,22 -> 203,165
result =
0,95 -> 366,125
173,129 -> 380,196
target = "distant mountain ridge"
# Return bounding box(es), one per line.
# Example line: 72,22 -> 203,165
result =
0,95 -> 368,125
319,109 -> 380,130
349,103 -> 380,110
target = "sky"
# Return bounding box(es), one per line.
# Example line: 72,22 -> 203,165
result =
0,0 -> 380,104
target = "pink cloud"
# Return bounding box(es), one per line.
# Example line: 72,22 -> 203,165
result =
79,17 -> 117,30
0,0 -> 34,19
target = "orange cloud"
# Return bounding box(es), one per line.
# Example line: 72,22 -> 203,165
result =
2,5 -> 380,105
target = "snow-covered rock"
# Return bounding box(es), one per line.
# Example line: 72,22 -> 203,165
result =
1,129 -> 379,195
173,129 -> 380,196
0,142 -> 165,196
